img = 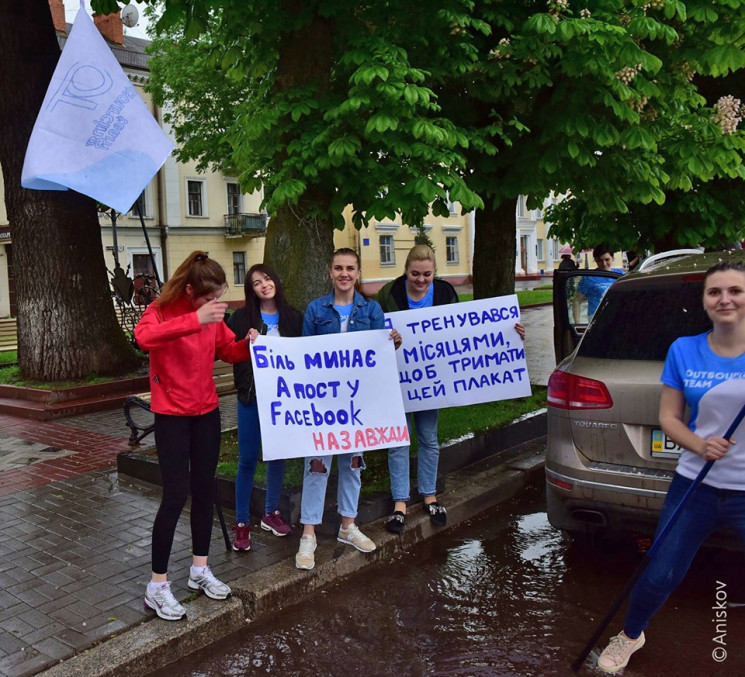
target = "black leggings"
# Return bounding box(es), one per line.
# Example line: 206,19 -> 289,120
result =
151,408 -> 221,575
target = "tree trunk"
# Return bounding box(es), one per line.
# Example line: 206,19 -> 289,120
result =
472,198 -> 518,299
264,201 -> 335,310
262,2 -> 336,310
0,0 -> 140,380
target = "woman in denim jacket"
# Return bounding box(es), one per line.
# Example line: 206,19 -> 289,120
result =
295,248 -> 400,570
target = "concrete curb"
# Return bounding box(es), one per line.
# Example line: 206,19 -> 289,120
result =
38,438 -> 545,677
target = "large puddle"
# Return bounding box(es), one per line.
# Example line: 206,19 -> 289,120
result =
152,483 -> 745,676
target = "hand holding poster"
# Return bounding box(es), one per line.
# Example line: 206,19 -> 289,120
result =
385,295 -> 531,412
251,330 -> 408,460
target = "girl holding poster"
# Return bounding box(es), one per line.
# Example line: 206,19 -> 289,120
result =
377,245 -> 525,534
227,264 -> 303,551
135,252 -> 251,621
295,248 -> 401,570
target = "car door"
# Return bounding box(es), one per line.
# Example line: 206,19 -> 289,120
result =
552,269 -> 623,363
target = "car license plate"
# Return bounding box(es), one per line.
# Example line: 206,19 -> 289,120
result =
651,428 -> 683,459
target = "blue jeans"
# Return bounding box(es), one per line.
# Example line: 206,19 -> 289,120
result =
624,473 -> 745,638
300,452 -> 365,525
388,409 -> 440,502
235,400 -> 285,524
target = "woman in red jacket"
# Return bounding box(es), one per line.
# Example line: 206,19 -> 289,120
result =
135,251 -> 251,621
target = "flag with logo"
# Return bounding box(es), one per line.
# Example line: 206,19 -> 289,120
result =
21,0 -> 173,212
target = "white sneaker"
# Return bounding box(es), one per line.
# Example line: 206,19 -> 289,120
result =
295,534 -> 317,570
187,566 -> 232,600
144,581 -> 186,621
337,523 -> 376,552
597,631 -> 645,674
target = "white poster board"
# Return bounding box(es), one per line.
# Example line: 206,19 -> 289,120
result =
385,295 -> 531,412
251,330 -> 408,460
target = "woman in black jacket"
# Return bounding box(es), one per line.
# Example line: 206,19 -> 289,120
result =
378,245 -> 524,534
226,264 -> 303,552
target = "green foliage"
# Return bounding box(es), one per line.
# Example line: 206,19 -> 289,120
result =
142,0 -> 486,230
97,0 -> 745,267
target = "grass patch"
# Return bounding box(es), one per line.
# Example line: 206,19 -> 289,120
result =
0,351 -> 17,365
215,431 -> 305,488
0,364 -> 145,389
458,289 -> 552,305
213,387 -> 547,496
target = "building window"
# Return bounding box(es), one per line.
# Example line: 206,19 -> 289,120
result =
536,239 -> 545,261
130,189 -> 149,218
227,182 -> 241,215
233,252 -> 246,285
516,195 -> 527,218
446,236 -> 459,264
187,180 -> 205,216
380,235 -> 395,266
133,253 -> 156,277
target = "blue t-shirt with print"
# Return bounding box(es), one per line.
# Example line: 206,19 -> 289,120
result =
261,311 -> 280,337
407,283 -> 434,310
333,303 -> 353,333
577,268 -> 624,317
661,331 -> 745,489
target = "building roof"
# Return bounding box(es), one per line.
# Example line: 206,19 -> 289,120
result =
58,22 -> 151,71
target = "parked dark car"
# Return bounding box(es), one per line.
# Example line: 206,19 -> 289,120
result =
545,249 -> 744,546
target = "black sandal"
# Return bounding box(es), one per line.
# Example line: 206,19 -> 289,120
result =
385,511 -> 406,535
425,501 -> 447,527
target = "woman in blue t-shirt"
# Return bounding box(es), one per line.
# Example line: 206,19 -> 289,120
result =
597,259 -> 745,673
227,264 -> 303,552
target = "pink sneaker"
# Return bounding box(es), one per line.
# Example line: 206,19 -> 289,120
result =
260,510 -> 291,536
232,522 -> 251,551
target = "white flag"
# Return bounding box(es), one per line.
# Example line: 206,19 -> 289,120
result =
21,1 -> 173,213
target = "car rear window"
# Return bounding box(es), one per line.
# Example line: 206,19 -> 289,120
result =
577,278 -> 711,361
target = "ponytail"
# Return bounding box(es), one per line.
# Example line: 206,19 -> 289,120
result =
158,251 -> 227,307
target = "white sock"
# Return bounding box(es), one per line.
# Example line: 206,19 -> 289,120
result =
191,565 -> 208,577
148,581 -> 166,594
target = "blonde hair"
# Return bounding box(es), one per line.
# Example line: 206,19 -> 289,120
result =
405,244 -> 436,273
157,251 -> 227,307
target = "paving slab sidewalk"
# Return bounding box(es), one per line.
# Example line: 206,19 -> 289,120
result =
36,438 -> 546,677
0,394 -> 545,677
0,305 -> 553,676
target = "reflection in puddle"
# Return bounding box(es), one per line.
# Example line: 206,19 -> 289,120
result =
151,483 -> 745,677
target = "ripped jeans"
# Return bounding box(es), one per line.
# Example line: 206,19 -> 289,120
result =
300,452 -> 365,525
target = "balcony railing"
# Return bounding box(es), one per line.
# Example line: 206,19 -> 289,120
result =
224,213 -> 268,238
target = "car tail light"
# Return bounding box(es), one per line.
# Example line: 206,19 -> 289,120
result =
547,370 -> 613,410
546,475 -> 574,491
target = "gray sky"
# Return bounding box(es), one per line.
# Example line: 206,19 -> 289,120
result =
62,1 -> 152,40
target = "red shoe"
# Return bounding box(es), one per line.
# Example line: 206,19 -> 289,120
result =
232,522 -> 251,551
260,510 -> 291,536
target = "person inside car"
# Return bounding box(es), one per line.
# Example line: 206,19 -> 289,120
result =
574,244 -> 624,318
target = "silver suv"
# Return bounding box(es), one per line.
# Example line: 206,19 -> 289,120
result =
545,249 -> 742,543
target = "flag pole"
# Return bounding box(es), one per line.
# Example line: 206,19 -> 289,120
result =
134,200 -> 162,287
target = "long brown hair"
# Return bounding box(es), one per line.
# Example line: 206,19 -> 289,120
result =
157,251 -> 227,307
243,263 -> 298,334
331,247 -> 368,299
